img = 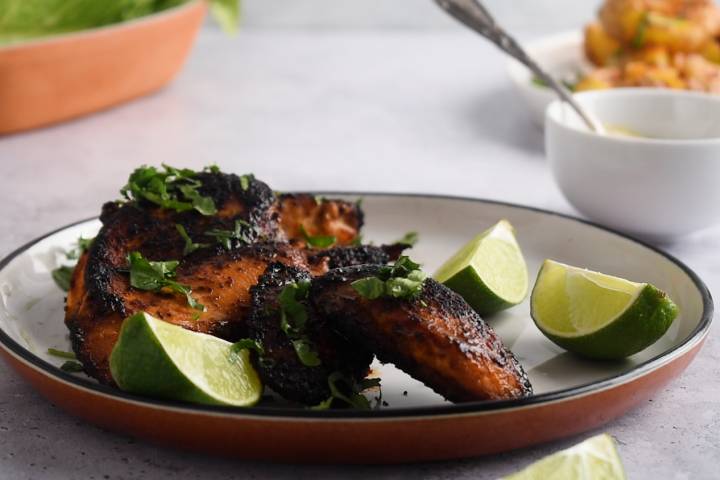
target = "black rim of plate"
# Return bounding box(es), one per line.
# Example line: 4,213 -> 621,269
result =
0,193 -> 713,420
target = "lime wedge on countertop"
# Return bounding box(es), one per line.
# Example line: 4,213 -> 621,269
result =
434,220 -> 528,315
109,312 -> 262,407
502,434 -> 626,480
531,260 -> 678,360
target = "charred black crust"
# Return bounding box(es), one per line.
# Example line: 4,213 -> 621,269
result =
248,262 -> 372,406
308,245 -> 399,269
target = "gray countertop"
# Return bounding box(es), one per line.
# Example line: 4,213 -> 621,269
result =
0,28 -> 718,479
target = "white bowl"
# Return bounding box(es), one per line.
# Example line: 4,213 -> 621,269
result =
506,31 -> 589,127
545,89 -> 720,242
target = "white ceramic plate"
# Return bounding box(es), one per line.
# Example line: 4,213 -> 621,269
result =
0,194 -> 711,462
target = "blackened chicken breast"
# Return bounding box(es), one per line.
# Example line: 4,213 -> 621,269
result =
311,265 -> 532,402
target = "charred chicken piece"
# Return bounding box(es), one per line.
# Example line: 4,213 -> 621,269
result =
66,170 -> 291,384
278,194 -> 363,246
247,263 -> 373,405
67,242 -> 307,384
311,265 -> 533,402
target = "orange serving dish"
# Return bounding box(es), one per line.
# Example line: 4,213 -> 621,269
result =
0,0 -> 206,135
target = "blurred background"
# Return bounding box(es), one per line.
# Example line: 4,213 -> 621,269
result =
238,0 -> 595,34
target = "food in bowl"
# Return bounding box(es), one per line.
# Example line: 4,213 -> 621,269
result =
577,0 -> 720,93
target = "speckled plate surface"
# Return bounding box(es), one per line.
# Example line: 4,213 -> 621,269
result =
0,194 -> 712,463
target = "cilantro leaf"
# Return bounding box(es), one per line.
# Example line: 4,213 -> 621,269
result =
60,361 -> 84,373
278,280 -> 321,367
175,224 -> 208,256
350,277 -> 385,299
299,225 -> 336,249
66,235 -> 95,260
205,219 -> 255,250
51,266 -> 74,291
351,235 -> 364,247
47,348 -> 76,360
394,231 -> 418,247
120,164 -> 218,216
51,236 -> 96,291
231,339 -> 264,356
351,256 -> 426,301
126,252 -> 204,312
312,372 -> 381,410
239,174 -> 254,191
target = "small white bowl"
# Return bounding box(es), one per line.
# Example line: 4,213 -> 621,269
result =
545,89 -> 720,242
506,31 -> 589,127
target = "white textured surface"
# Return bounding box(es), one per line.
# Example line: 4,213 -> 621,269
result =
0,28 -> 718,479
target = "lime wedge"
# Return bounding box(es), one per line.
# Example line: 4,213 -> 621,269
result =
109,312 -> 262,407
434,220 -> 528,315
502,433 -> 626,480
531,260 -> 678,359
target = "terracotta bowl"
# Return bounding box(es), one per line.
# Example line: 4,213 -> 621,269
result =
0,1 -> 206,135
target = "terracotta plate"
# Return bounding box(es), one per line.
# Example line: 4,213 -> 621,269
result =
0,194 -> 712,463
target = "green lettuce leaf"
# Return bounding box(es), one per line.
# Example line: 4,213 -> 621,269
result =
0,0 -> 240,44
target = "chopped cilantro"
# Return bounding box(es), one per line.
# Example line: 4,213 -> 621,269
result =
66,236 -> 95,260
239,174 -> 254,191
312,372 -> 381,410
175,224 -> 208,256
205,219 -> 255,250
299,225 -> 336,249
52,236 -> 96,291
351,234 -> 364,247
60,361 -> 84,373
47,348 -> 76,360
394,231 -> 418,247
351,256 -> 426,300
120,164 -> 218,216
126,252 -> 204,311
51,266 -> 74,292
278,280 -> 321,367
633,12 -> 650,48
231,339 -> 264,359
204,164 -> 221,174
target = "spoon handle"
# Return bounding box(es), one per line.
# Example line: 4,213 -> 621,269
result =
435,0 -> 603,133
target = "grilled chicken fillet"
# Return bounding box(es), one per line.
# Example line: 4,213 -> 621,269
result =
66,172 -> 367,384
311,265 -> 533,402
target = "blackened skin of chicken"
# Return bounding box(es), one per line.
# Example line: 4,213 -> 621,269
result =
247,262 -> 373,405
307,243 -> 408,271
310,265 -> 533,403
278,194 -> 363,246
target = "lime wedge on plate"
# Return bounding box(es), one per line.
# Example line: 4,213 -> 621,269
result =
531,260 -> 678,359
434,220 -> 528,315
502,433 -> 626,479
109,312 -> 262,406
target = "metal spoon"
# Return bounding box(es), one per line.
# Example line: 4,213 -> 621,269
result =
435,0 -> 606,134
